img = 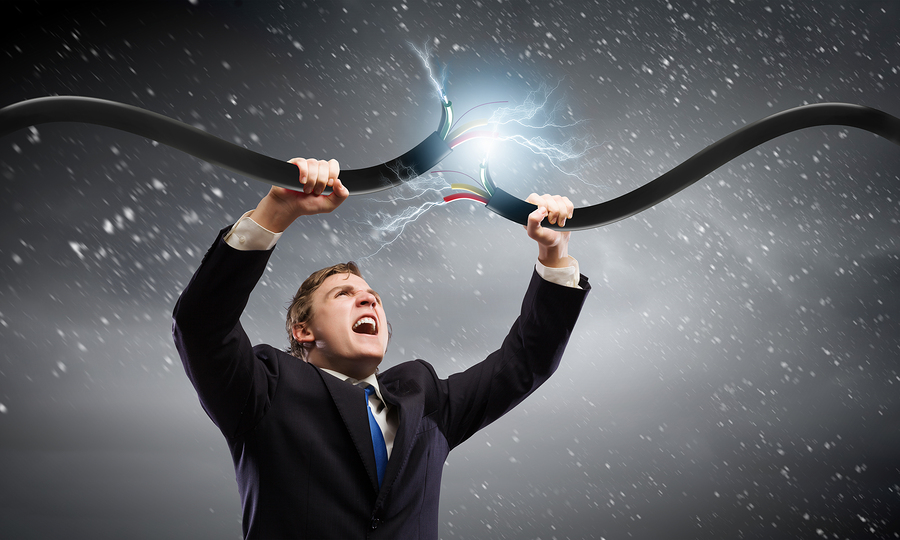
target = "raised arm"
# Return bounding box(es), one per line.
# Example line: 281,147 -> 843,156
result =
437,193 -> 589,449
172,158 -> 347,438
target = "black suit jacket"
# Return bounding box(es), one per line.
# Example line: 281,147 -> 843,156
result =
172,227 -> 590,539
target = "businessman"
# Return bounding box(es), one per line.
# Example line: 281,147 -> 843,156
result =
172,158 -> 590,539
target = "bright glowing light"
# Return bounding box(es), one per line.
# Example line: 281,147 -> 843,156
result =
361,49 -> 603,251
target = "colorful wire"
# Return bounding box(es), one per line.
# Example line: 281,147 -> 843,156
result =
449,183 -> 490,198
446,119 -> 489,144
443,192 -> 488,204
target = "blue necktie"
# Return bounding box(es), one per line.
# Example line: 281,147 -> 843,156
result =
364,385 -> 388,488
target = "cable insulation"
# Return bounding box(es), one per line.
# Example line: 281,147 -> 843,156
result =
0,95 -> 451,195
485,103 -> 900,230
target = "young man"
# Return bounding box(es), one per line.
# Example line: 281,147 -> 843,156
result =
173,158 -> 590,539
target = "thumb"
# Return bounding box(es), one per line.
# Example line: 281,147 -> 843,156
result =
322,178 -> 350,210
526,205 -> 547,241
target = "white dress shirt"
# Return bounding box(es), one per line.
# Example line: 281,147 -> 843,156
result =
319,369 -> 397,458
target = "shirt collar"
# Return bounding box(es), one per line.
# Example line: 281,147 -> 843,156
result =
320,368 -> 386,405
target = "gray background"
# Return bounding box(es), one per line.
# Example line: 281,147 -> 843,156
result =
1,1 -> 899,538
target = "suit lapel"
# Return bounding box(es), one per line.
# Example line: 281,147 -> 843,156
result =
317,369 -> 380,492
377,377 -> 423,497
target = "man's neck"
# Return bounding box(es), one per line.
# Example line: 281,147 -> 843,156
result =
319,367 -> 378,385
308,355 -> 379,381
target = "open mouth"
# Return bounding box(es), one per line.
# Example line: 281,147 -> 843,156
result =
352,316 -> 378,335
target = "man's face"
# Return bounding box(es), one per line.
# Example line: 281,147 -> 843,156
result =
295,272 -> 388,379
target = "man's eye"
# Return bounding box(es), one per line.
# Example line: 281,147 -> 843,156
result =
337,290 -> 350,297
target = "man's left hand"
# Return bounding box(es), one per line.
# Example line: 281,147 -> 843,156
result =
525,193 -> 574,268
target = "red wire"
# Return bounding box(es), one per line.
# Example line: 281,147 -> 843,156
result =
443,193 -> 488,205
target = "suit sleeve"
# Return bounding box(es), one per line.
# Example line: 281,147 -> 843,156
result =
438,270 -> 590,450
172,226 -> 279,439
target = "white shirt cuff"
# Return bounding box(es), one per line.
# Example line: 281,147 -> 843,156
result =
535,257 -> 581,289
224,210 -> 282,251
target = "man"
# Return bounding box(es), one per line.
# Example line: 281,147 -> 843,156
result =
173,158 -> 590,539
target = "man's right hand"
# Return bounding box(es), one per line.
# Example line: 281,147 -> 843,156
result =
250,158 -> 349,233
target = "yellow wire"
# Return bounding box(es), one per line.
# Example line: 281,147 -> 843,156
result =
450,183 -> 490,198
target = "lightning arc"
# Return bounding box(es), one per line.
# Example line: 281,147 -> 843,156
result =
410,41 -> 450,104
486,82 -> 599,178
444,82 -> 598,179
353,175 -> 450,259
358,200 -> 448,261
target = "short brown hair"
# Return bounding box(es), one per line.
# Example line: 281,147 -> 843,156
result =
286,261 -> 363,359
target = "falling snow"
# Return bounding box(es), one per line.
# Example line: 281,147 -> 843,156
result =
2,1 -> 899,539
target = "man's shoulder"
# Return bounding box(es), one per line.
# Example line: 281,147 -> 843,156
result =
381,358 -> 435,379
378,360 -> 443,414
379,359 -> 442,393
249,343 -> 318,375
252,342 -> 291,358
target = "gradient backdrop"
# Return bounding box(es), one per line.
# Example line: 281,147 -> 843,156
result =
2,1 -> 899,538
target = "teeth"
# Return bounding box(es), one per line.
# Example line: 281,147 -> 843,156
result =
353,317 -> 377,331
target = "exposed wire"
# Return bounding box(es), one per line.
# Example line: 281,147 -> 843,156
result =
431,169 -> 481,185
439,99 -> 453,140
449,100 -> 508,131
449,183 -> 490,198
446,119 -> 489,143
443,193 -> 488,205
479,161 -> 495,196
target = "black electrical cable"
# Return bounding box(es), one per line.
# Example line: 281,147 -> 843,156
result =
0,96 -> 452,195
2,97 -> 899,230
484,103 -> 900,230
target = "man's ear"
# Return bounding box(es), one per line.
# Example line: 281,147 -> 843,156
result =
292,322 -> 315,344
